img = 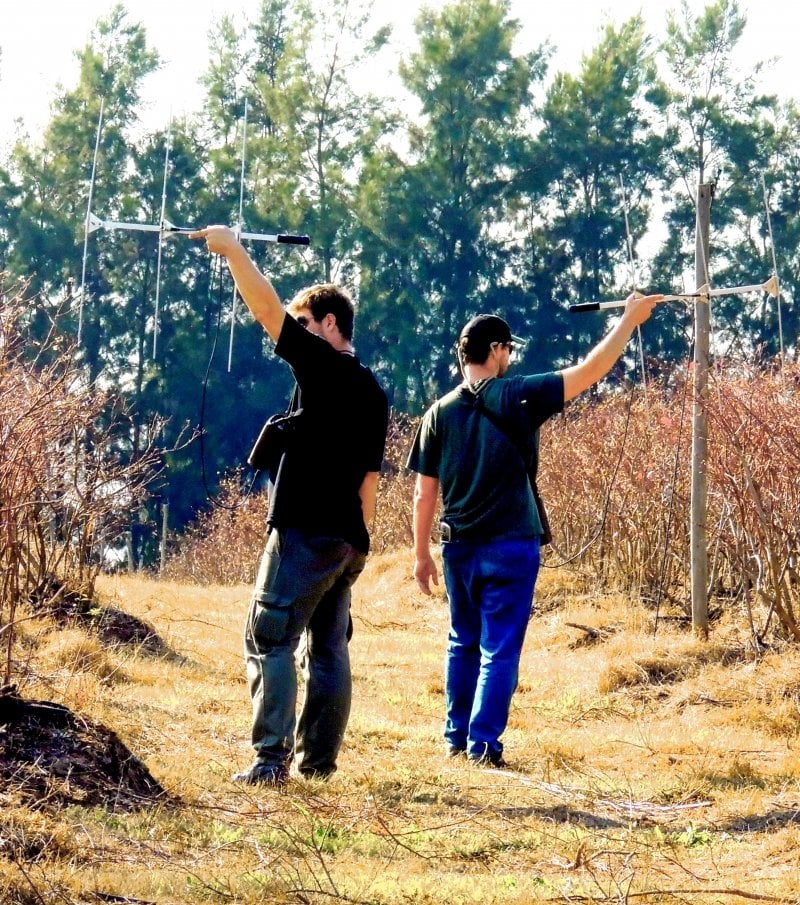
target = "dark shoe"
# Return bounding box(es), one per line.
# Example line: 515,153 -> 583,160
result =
232,762 -> 289,786
298,767 -> 336,781
467,746 -> 508,769
445,744 -> 467,759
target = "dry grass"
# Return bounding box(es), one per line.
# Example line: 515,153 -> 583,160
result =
3,551 -> 800,904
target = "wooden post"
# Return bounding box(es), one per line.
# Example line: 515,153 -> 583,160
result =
125,530 -> 135,573
160,502 -> 169,573
691,183 -> 714,639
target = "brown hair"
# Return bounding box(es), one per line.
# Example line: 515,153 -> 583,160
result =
287,283 -> 355,340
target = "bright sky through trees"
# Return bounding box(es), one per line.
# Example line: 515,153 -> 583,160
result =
0,0 -> 796,145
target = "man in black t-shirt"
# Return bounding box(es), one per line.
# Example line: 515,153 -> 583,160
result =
192,226 -> 389,786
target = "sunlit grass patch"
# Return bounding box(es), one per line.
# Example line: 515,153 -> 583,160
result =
6,559 -> 800,904
38,628 -> 124,683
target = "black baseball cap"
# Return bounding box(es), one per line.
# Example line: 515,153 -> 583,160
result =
459,314 -> 526,350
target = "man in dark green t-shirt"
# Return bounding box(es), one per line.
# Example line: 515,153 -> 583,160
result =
407,297 -> 660,767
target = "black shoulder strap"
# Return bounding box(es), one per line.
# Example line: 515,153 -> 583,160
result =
461,386 -> 534,470
460,385 -> 550,542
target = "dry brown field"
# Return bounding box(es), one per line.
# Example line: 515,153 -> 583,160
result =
3,549 -> 800,904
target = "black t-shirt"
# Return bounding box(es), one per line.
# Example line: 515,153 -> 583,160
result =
267,314 -> 389,553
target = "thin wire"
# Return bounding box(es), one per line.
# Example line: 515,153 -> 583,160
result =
199,256 -> 258,509
153,115 -> 172,359
79,99 -> 104,345
619,174 -> 648,402
228,97 -> 249,373
760,172 -> 785,368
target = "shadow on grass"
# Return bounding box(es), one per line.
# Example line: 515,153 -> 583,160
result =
713,808 -> 800,833
28,573 -> 188,664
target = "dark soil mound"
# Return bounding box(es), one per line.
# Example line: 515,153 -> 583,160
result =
0,686 -> 169,812
28,575 -> 173,657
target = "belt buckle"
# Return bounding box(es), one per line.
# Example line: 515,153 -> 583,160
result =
439,521 -> 452,543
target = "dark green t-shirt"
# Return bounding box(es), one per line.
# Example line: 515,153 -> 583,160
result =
406,373 -> 564,541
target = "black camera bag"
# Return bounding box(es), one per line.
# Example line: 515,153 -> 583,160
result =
247,408 -> 303,477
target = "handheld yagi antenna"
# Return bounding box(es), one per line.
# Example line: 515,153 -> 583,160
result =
569,276 -> 779,313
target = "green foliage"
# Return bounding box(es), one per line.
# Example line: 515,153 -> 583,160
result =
2,0 -> 799,555
533,16 -> 668,370
650,0 -> 785,361
356,0 -> 546,406
672,823 -> 714,848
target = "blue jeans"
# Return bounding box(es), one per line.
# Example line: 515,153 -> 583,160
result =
441,536 -> 541,759
244,527 -> 366,775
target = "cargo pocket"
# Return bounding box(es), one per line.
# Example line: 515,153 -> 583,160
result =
249,597 -> 291,645
249,530 -> 292,644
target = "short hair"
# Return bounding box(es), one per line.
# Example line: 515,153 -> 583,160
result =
287,283 -> 355,340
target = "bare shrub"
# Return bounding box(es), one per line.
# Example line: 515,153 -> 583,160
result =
371,413 -> 420,554
705,363 -> 800,642
541,364 -> 800,641
165,414 -> 421,583
163,365 -> 800,645
0,279 -> 163,685
162,472 -> 269,584
540,377 -> 692,607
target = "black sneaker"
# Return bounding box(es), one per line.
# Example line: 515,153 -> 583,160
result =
445,744 -> 467,759
232,762 -> 289,786
467,747 -> 508,769
298,767 -> 336,781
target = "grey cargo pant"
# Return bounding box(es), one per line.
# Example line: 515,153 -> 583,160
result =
244,527 -> 366,776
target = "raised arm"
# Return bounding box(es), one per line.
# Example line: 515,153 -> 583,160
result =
190,226 -> 286,342
560,292 -> 663,402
